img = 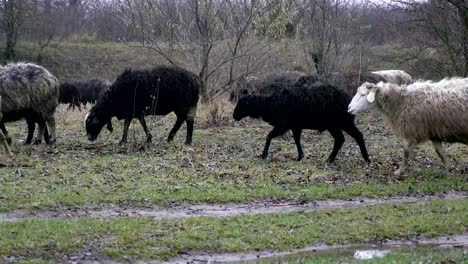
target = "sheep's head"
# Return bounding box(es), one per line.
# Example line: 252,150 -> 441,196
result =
233,95 -> 262,121
85,110 -> 111,141
348,82 -> 382,115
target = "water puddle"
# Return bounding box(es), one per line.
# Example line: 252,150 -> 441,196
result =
0,191 -> 465,223
353,249 -> 389,260
161,234 -> 467,264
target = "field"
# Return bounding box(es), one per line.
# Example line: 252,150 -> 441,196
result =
0,43 -> 467,263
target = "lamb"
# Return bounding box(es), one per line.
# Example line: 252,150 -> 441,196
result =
233,82 -> 370,163
85,65 -> 200,145
0,63 -> 59,146
229,71 -> 316,103
348,79 -> 468,175
372,70 -> 412,85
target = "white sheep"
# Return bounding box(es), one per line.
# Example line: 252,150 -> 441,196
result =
372,70 -> 412,85
348,78 -> 468,176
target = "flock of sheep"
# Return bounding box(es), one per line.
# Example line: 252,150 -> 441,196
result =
0,62 -> 467,176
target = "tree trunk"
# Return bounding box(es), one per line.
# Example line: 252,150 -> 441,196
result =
461,6 -> 468,76
3,0 -> 19,61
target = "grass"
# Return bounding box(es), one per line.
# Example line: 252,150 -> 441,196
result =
254,247 -> 467,264
0,199 -> 466,262
0,41 -> 467,263
0,106 -> 466,211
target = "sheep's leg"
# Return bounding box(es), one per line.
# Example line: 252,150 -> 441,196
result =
395,141 -> 417,176
106,121 -> 113,133
43,122 -> 50,144
45,117 -> 56,144
120,118 -> 132,144
261,127 -> 289,159
25,118 -> 36,144
34,122 -> 46,145
138,116 -> 152,143
0,130 -> 12,156
168,116 -> 185,142
327,129 -> 345,163
292,128 -> 304,161
185,107 -> 196,145
0,121 -> 12,145
185,119 -> 194,145
343,123 -> 370,162
432,140 -> 449,173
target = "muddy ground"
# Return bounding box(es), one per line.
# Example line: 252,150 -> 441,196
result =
0,104 -> 467,263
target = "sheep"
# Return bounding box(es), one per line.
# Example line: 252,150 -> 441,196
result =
372,70 -> 412,85
59,81 -> 82,110
348,79 -> 468,176
330,72 -> 387,98
233,82 -> 370,163
61,79 -> 111,107
0,96 -> 12,155
0,63 -> 59,146
85,65 -> 200,145
76,79 -> 112,106
229,71 -> 316,103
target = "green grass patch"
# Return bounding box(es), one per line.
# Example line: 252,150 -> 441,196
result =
0,109 -> 467,211
0,199 -> 466,262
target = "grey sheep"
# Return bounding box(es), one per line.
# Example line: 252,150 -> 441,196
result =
0,63 -> 59,147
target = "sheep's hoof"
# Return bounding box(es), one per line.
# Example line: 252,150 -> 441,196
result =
167,135 -> 175,142
6,138 -> 12,146
297,155 -> 304,161
33,139 -> 42,145
261,153 -> 268,159
119,140 -> 127,145
185,140 -> 192,145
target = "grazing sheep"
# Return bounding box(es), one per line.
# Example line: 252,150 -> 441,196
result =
0,96 -> 12,155
233,83 -> 370,163
229,71 -> 316,103
59,81 -> 82,110
76,79 -> 112,106
372,70 -> 412,85
85,65 -> 200,144
0,63 -> 59,145
348,79 -> 468,176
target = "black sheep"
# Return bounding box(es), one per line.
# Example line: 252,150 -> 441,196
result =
229,71 -> 316,103
59,81 -> 82,110
232,83 -> 370,163
76,79 -> 111,106
85,65 -> 200,144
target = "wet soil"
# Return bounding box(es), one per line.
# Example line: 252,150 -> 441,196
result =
1,191 -> 465,223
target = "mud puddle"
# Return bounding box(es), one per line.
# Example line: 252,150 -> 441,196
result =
161,234 -> 468,264
0,191 -> 466,223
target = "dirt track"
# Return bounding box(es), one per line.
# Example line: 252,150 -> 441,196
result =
1,191 -> 465,223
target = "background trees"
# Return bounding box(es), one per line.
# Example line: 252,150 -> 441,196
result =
1,0 -> 467,100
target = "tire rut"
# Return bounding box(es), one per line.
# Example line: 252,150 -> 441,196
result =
0,191 -> 466,223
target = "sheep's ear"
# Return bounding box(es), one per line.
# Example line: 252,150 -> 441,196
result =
367,91 -> 376,103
